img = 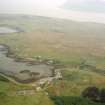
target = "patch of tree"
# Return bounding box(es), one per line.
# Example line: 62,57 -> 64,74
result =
82,86 -> 105,103
0,75 -> 9,82
50,96 -> 103,105
100,89 -> 105,103
50,96 -> 64,105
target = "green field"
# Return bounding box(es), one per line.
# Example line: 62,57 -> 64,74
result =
0,14 -> 105,105
0,75 -> 55,105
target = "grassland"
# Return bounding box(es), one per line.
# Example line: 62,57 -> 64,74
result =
0,75 -> 55,105
0,15 -> 105,66
0,14 -> 105,105
46,68 -> 105,105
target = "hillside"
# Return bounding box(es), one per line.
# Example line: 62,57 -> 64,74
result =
0,14 -> 105,105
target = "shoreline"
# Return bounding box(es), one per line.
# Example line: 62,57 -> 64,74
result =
0,24 -> 24,35
0,44 -> 63,84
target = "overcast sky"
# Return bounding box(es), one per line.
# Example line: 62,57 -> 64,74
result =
0,0 -> 105,23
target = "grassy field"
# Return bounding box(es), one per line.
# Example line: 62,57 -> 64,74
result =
47,68 -> 105,105
0,75 -> 54,105
0,15 -> 105,66
0,14 -> 105,105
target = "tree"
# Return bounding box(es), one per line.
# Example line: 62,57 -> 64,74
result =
82,87 -> 100,102
100,88 -> 105,103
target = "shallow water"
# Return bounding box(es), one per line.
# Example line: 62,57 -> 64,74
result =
0,45 -> 53,82
0,27 -> 19,34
